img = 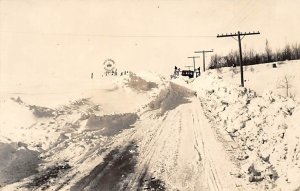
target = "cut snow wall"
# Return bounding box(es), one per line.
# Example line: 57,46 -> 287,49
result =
148,82 -> 196,115
86,113 -> 139,136
193,72 -> 299,189
126,74 -> 158,92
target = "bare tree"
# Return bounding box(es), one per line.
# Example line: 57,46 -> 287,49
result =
277,75 -> 294,98
265,39 -> 272,63
209,41 -> 300,70
249,48 -> 255,65
275,48 -> 281,61
283,44 -> 292,60
209,54 -> 220,69
292,43 -> 300,60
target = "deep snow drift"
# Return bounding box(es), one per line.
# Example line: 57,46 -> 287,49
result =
191,60 -> 300,190
0,71 -> 167,190
0,61 -> 299,191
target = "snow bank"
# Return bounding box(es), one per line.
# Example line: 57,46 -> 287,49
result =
28,105 -> 56,118
0,142 -> 41,185
0,72 -> 167,190
148,82 -> 196,115
192,69 -> 300,190
126,74 -> 158,92
86,113 -> 139,136
0,94 -> 140,190
135,71 -> 166,85
0,96 -> 36,144
284,107 -> 300,189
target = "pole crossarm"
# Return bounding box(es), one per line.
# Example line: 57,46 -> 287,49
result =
194,50 -> 214,54
217,31 -> 260,38
187,56 -> 200,59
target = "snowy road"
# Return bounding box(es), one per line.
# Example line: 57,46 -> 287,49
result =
131,98 -> 240,191
71,97 -> 242,191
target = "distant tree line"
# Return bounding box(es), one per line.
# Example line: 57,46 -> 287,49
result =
209,40 -> 300,69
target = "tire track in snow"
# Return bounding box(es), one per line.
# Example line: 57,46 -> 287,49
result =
129,97 -> 241,190
137,111 -> 180,165
122,110 -> 182,190
191,104 -> 222,191
125,102 -> 205,190
193,99 -> 243,191
68,96 -> 243,191
140,111 -> 181,170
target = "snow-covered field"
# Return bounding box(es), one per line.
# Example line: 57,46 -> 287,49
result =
0,61 -> 299,191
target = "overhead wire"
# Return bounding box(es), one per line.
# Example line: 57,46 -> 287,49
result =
221,0 -> 255,32
0,30 -> 215,38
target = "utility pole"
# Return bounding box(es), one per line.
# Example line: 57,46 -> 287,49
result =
217,31 -> 260,87
194,49 -> 214,72
187,56 -> 200,78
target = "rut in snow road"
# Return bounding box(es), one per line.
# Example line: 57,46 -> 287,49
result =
74,96 -> 244,191
127,97 -> 242,191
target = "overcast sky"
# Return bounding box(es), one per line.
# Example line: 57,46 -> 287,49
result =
0,0 -> 299,89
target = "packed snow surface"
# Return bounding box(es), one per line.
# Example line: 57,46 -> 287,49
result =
0,61 -> 299,191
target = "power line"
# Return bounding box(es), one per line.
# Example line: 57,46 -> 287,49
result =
0,30 -> 215,38
221,0 -> 257,32
217,31 -> 260,87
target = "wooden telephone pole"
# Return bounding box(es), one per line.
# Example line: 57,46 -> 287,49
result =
194,49 -> 214,72
187,56 -> 200,78
217,31 -> 260,87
